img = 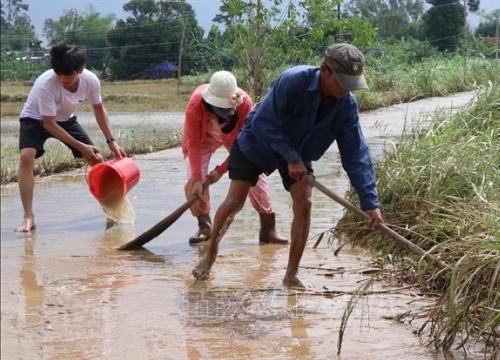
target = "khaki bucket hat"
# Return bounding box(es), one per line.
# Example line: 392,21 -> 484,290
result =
324,43 -> 368,90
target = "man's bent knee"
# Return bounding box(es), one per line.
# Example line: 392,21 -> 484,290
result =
225,180 -> 252,205
290,180 -> 312,199
19,149 -> 37,168
224,198 -> 246,213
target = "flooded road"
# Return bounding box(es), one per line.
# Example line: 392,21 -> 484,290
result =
1,92 -> 482,359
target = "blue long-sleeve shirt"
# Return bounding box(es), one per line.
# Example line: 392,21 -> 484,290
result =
237,65 -> 380,210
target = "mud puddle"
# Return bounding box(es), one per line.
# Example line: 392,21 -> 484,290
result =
1,91 -> 483,359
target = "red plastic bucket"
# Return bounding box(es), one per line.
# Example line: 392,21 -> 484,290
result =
88,157 -> 140,203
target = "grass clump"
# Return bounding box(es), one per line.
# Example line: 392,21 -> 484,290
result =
0,127 -> 182,184
335,83 -> 499,355
357,55 -> 500,111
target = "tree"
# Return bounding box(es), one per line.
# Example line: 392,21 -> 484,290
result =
422,0 -> 481,52
422,0 -> 465,51
0,0 -> 40,52
213,0 -> 284,97
43,9 -> 81,45
4,0 -> 27,21
107,0 -> 204,79
345,0 -> 425,39
213,0 -> 377,99
475,9 -> 499,37
43,6 -> 115,70
467,0 -> 480,12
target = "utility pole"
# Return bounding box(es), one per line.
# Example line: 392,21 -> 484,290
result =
496,22 -> 499,60
337,2 -> 342,41
254,0 -> 263,98
177,18 -> 186,95
463,0 -> 468,83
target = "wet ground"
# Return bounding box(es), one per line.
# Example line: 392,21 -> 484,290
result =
1,92 -> 483,359
0,112 -> 185,145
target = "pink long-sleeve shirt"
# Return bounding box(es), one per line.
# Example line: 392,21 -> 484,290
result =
182,84 -> 253,181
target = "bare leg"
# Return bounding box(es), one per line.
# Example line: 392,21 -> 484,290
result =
193,180 -> 251,280
16,149 -> 37,232
283,177 -> 312,289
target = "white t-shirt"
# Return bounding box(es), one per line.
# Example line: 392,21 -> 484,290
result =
20,69 -> 102,122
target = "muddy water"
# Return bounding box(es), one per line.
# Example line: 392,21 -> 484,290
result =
1,92 -> 482,359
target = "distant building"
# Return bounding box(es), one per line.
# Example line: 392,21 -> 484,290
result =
15,53 -> 49,62
147,61 -> 177,79
479,36 -> 499,45
479,37 -> 499,59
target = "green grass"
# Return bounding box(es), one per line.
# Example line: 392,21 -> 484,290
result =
2,55 -> 499,117
356,56 -> 500,111
1,127 -> 182,184
334,83 -> 499,355
1,52 -> 499,185
0,78 -> 197,117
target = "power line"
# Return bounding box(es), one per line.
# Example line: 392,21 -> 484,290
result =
428,2 -> 466,9
1,19 -> 190,41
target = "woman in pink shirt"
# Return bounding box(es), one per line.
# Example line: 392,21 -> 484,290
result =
182,71 -> 287,245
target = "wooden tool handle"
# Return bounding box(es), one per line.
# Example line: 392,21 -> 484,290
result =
118,179 -> 211,250
309,176 -> 448,270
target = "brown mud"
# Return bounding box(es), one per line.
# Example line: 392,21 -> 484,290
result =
1,91 -> 483,359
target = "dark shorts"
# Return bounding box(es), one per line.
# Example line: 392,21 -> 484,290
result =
19,116 -> 94,158
228,141 -> 314,191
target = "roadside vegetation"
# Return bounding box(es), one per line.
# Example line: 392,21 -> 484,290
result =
2,0 -> 498,188
335,83 -> 499,355
1,44 -> 499,185
358,42 -> 500,110
0,78 -> 199,117
2,45 -> 499,118
0,126 -> 182,184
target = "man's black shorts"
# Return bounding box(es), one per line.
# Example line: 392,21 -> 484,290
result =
228,140 -> 313,191
19,116 -> 94,158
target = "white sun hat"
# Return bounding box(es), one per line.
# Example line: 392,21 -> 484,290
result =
202,71 -> 243,109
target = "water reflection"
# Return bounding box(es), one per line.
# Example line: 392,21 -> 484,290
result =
20,232 -> 45,327
288,293 -> 312,359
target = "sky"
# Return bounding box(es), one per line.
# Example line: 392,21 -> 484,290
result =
24,0 -> 221,41
24,0 -> 500,43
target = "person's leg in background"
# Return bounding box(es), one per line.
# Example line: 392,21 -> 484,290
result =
248,175 -> 288,244
16,148 -> 38,232
185,145 -> 217,244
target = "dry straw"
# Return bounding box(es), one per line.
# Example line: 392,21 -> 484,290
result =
335,83 -> 499,356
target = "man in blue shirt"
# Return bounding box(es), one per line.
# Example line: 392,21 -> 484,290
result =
193,43 -> 383,288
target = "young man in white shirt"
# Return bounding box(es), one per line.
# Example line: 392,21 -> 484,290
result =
16,42 -> 127,232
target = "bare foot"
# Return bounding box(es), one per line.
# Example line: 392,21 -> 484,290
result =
192,264 -> 210,280
15,216 -> 36,232
283,275 -> 306,290
192,252 -> 216,280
